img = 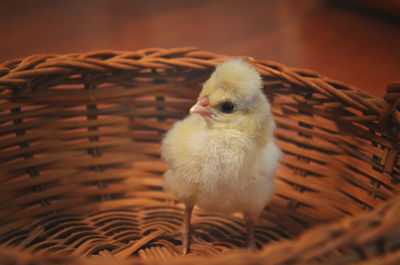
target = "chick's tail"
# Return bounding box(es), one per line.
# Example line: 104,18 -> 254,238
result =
260,140 -> 282,179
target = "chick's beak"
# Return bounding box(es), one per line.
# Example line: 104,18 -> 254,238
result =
190,96 -> 212,117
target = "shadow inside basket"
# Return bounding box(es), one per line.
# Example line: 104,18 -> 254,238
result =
0,50 -> 398,261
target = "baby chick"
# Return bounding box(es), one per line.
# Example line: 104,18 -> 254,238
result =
161,58 -> 281,254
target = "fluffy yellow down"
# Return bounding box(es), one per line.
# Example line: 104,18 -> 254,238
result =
162,58 -> 281,217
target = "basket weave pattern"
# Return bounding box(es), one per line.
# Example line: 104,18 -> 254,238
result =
0,47 -> 399,264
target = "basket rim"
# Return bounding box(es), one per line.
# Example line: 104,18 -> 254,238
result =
0,47 -> 398,132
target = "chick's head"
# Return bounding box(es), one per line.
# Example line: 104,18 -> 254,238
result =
190,59 -> 273,142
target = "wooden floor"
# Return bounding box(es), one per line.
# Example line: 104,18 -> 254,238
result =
0,0 -> 399,97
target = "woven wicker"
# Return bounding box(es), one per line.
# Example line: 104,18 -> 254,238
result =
0,47 -> 399,265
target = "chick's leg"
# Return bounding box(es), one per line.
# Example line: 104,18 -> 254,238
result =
243,211 -> 257,250
182,204 -> 194,255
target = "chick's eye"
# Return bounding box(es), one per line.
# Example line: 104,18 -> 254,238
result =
219,101 -> 235,114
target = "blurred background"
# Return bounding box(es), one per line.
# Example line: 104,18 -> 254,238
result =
0,0 -> 399,97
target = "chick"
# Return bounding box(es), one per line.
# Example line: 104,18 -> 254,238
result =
161,58 -> 281,254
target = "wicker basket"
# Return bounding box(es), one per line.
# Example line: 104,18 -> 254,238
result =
0,47 -> 399,265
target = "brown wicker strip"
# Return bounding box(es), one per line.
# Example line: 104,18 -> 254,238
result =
0,47 -> 399,264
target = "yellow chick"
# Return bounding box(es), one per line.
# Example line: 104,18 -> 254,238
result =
161,58 -> 281,254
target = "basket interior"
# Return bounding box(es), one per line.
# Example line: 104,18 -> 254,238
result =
0,48 -> 398,261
